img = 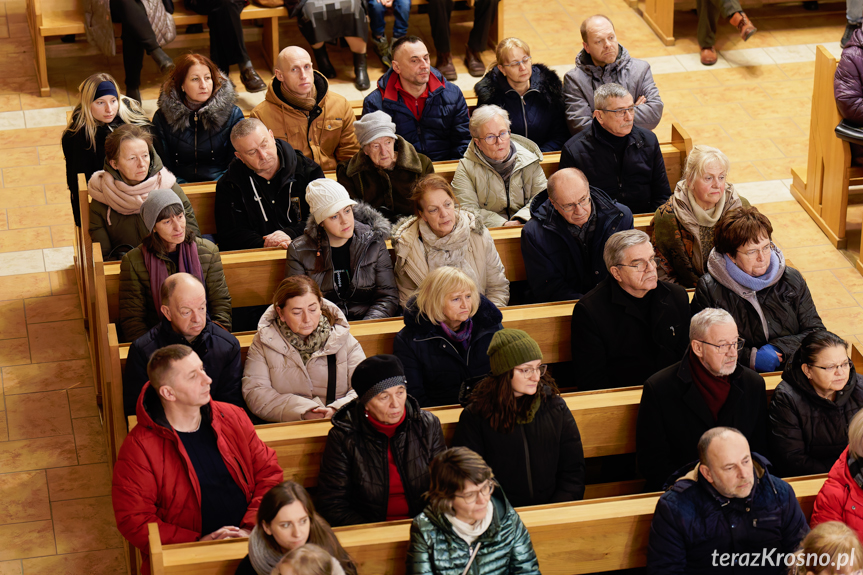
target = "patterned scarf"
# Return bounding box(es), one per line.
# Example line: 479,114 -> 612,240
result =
141,241 -> 204,318
419,213 -> 482,288
439,318 -> 473,350
849,450 -> 863,490
276,314 -> 332,364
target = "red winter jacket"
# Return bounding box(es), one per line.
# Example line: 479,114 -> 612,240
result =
111,383 -> 283,575
810,446 -> 863,540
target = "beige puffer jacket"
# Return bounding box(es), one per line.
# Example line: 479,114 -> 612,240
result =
242,299 -> 364,423
390,210 -> 509,308
451,134 -> 547,228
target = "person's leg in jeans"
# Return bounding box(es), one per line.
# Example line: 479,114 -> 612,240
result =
843,0 -> 863,46
465,0 -> 497,76
109,0 -> 159,100
392,0 -> 411,39
426,0 -> 455,79
368,0 -> 391,66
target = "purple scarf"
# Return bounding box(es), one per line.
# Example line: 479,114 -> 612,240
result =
440,318 -> 473,350
142,241 -> 205,317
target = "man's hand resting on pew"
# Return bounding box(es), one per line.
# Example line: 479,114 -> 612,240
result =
264,231 -> 292,249
200,526 -> 250,541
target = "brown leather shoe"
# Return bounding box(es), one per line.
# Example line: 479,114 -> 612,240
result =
700,47 -> 718,66
435,52 -> 457,81
729,11 -> 757,41
464,45 -> 485,77
240,64 -> 267,93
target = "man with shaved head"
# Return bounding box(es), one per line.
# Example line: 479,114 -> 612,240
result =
646,427 -> 808,574
252,46 -> 360,171
123,273 -> 245,418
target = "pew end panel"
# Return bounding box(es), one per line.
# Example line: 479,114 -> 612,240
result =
642,0 -> 676,46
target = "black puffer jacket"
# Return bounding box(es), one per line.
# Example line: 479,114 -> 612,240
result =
316,395 -> 447,527
692,249 -> 825,371
769,350 -> 863,477
453,385 -> 585,507
285,203 -> 399,320
152,72 -> 245,183
474,64 -> 570,153
393,294 -> 503,407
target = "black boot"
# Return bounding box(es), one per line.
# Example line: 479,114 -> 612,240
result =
149,47 -> 174,73
353,52 -> 370,90
313,46 -> 337,79
842,21 -> 861,48
125,86 -> 142,103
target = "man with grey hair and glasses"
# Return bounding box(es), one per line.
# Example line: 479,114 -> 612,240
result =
521,167 -> 632,303
636,307 -> 769,492
570,229 -> 690,391
559,83 -> 671,215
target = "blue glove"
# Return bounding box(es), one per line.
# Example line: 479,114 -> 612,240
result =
754,344 -> 781,372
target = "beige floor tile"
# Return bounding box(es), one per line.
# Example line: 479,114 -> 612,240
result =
49,225 -> 74,248
48,269 -> 76,296
0,250 -> 44,277
0,560 -> 22,575
0,127 -> 65,150
0,471 -> 50,525
820,306 -> 863,338
24,294 -> 81,324
801,270 -> 859,310
72,417 -> 107,465
0,229 -> 54,254
21,549 -> 126,575
653,70 -> 720,90
43,184 -> 66,205
2,166 -> 65,188
0,95 -> 22,113
0,210 -> 7,231
658,89 -> 703,109
46,463 -> 111,502
782,245 -> 854,272
52,497 -> 123,554
27,320 -> 87,363
0,338 -> 30,366
692,84 -> 771,105
0,150 -> 38,170
770,211 -> 832,248
0,411 -> 7,442
6,205 -> 71,228
0,521 -> 55,561
0,273 -> 51,301
711,65 -> 789,85
43,247 -> 74,272
723,139 -> 786,162
759,79 -> 815,100
755,200 -> 808,215
753,157 -> 805,180
772,136 -> 810,158
741,98 -> 811,119
37,145 -> 63,165
672,103 -> 747,125
0,187 -> 47,209
18,91 -> 70,111
679,124 -> 730,143
67,387 -> 97,419
833,268 -> 863,293
2,359 -> 92,395
6,391 -> 72,441
0,435 -> 77,473
730,162 -> 766,183
778,60 -> 816,79
0,300 -> 25,340
723,118 -> 806,141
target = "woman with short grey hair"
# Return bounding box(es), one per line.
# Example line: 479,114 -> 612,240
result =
451,104 -> 547,228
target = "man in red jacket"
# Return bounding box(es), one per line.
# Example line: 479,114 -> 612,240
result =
112,344 -> 283,574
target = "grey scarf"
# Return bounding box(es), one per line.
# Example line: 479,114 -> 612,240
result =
481,141 -> 517,186
248,525 -> 283,575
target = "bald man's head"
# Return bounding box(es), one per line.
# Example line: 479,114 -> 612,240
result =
275,46 -> 315,97
160,274 -> 207,341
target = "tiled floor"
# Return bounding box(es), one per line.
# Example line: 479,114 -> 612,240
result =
0,0 -> 859,573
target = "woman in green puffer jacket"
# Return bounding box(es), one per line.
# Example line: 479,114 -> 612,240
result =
406,447 -> 540,575
119,189 -> 231,342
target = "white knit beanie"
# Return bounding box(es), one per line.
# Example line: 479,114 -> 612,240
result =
306,179 -> 357,224
354,110 -> 398,147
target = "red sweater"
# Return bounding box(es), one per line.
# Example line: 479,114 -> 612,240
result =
366,410 -> 410,520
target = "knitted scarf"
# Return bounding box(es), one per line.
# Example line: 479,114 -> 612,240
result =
440,318 -> 473,350
281,81 -> 318,112
419,214 -> 481,288
480,141 -> 517,187
142,241 -> 204,318
723,251 -> 781,292
848,450 -> 863,490
687,186 -> 727,261
248,525 -> 284,575
515,392 -> 542,425
276,314 -> 332,364
446,501 -> 494,545
88,168 -> 178,225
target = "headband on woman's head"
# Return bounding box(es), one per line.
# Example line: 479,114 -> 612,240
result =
94,81 -> 118,100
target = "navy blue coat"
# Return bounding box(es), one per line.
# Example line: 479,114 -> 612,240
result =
521,187 -> 633,303
393,294 -> 503,407
559,118 -> 671,215
647,453 -> 809,575
474,64 -> 570,153
362,67 -> 471,162
123,317 -> 244,417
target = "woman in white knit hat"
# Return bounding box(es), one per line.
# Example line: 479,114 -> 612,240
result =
336,110 -> 434,224
285,179 -> 399,321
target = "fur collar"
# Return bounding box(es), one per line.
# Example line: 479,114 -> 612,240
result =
473,63 -> 564,108
157,71 -> 239,132
302,201 -> 392,242
344,136 -> 426,178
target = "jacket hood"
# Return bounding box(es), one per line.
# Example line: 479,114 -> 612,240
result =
474,63 -> 565,108
103,140 -> 166,183
224,137 -> 298,187
663,452 -> 774,498
255,298 -> 352,356
301,201 -> 392,243
157,72 -> 239,132
390,208 -> 486,245
330,391 -> 424,432
402,292 -> 503,332
781,345 -> 860,408
575,44 -> 631,76
829,446 -> 855,486
462,133 -> 543,171
343,135 -> 426,178
705,247 -> 787,299
263,71 -> 330,114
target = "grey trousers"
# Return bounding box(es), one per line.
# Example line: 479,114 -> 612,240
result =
697,0 -> 743,48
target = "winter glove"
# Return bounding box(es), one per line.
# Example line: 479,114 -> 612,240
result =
754,344 -> 781,372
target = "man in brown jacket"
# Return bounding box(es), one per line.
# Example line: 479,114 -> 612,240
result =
251,46 -> 361,172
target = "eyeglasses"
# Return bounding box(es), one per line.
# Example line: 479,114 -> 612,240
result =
501,55 -> 532,68
737,242 -> 775,258
514,364 -> 548,377
454,480 -> 495,504
614,256 -> 658,273
809,359 -> 853,372
478,130 -> 511,145
554,194 -> 591,213
601,105 -> 639,118
697,337 -> 746,354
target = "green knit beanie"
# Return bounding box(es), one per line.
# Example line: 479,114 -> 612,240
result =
487,329 -> 543,376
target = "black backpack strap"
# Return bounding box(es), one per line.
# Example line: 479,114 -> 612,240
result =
326,354 -> 337,406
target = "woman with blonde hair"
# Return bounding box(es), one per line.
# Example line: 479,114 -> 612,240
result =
788,522 -> 863,575
393,266 -> 503,407
273,544 -> 344,575
391,174 -> 509,308
242,275 -> 364,423
473,37 -> 569,153
62,72 -> 150,226
652,145 -> 749,287
811,410 -> 863,541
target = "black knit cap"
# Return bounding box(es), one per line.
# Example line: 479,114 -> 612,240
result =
352,354 -> 407,405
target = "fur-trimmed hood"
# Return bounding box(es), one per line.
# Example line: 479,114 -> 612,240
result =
301,201 -> 392,244
474,63 -> 565,109
157,72 -> 239,133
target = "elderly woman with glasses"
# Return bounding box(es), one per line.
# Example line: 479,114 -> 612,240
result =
406,447 -> 541,575
812,410 -> 863,541
769,331 -> 863,478
452,329 -> 585,507
692,206 -> 825,373
451,105 -> 547,228
473,38 -> 569,153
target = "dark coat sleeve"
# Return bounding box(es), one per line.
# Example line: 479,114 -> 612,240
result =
650,139 -> 672,210
768,271 -> 825,361
288,153 -> 326,238
749,374 -> 770,462
646,497 -> 688,575
151,111 -> 176,174
521,224 -> 583,303
172,182 -> 200,238
211,334 -> 245,410
202,245 -> 232,332
336,160 -> 360,200
123,340 -> 151,416
636,380 -> 675,492
285,244 -> 308,279
779,483 -> 810,554
214,178 -> 266,251
362,240 -> 399,320
450,92 -> 472,159
835,45 -> 863,123
428,413 -> 447,458
768,385 -> 828,476
62,131 -> 83,226
393,330 -> 429,407
551,401 -> 586,502
570,302 -> 610,391
558,142 -> 576,171
690,275 -> 712,317
543,111 -> 571,153
316,429 -> 369,527
451,407 -> 485,454
362,90 -> 383,115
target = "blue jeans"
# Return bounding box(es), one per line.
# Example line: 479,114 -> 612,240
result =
849,0 -> 862,24
367,0 -> 411,39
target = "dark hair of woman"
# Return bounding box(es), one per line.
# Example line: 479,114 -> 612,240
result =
467,371 -> 559,434
793,330 -> 848,371
164,53 -> 223,98
141,203 -> 196,255
256,481 -> 357,575
312,205 -> 356,275
104,123 -> 154,164
272,275 -> 338,327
